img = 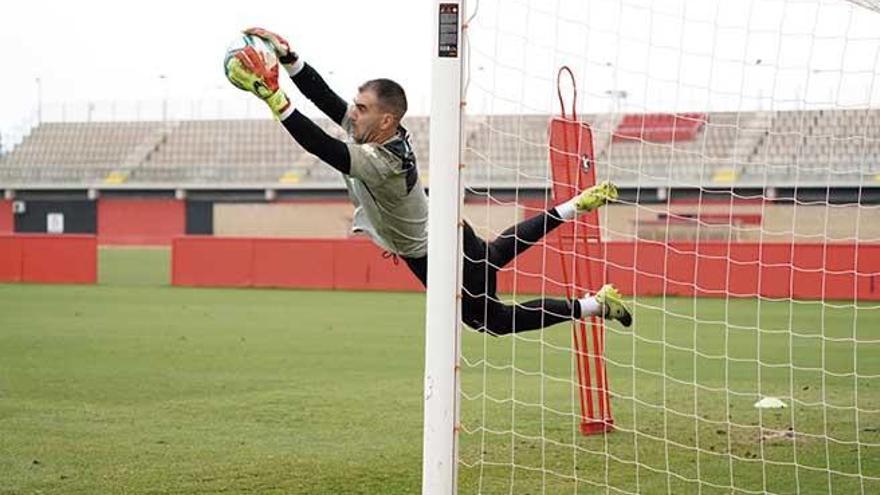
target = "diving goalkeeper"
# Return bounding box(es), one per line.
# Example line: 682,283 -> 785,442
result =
226,27 -> 632,334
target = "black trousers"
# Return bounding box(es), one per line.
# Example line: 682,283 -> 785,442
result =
403,210 -> 580,335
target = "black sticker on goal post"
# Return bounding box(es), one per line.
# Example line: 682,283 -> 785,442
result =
438,3 -> 459,58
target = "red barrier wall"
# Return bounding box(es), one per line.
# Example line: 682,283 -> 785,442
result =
499,241 -> 880,300
172,237 -> 880,300
172,237 -> 423,291
253,239 -> 336,289
0,236 -> 23,281
98,199 -> 184,245
0,200 -> 12,234
0,235 -> 97,284
173,237 -> 253,287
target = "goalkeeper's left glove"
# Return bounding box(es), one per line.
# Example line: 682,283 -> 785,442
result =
243,27 -> 303,75
226,45 -> 292,118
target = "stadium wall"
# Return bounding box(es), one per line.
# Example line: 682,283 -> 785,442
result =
210,202 -> 522,239
186,201 -> 213,235
171,236 -> 880,300
8,197 -> 877,245
98,198 -> 184,245
0,235 -> 97,284
172,236 -> 422,291
14,200 -> 96,234
0,200 -> 11,233
600,241 -> 880,300
212,202 -> 354,238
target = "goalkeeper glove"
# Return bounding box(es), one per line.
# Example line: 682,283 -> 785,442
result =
244,27 -> 303,75
226,45 -> 292,117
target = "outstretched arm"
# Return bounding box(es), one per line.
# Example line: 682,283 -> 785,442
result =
288,63 -> 348,126
224,38 -> 352,175
281,110 -> 351,174
244,27 -> 348,125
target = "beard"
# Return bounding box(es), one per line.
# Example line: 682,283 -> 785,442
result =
353,126 -> 378,144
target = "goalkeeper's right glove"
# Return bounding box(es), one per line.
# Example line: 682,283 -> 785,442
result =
244,27 -> 304,75
225,46 -> 292,118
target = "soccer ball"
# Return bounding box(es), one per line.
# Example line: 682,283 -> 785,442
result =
223,34 -> 277,90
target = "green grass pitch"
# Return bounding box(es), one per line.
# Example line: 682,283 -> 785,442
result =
0,248 -> 877,494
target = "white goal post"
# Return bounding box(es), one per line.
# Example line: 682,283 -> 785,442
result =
422,1 -> 466,494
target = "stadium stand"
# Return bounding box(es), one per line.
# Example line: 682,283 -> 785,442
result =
612,113 -> 706,142
463,114 -> 550,187
600,111 -> 770,186
748,109 -> 880,184
0,121 -> 164,183
139,119 -> 319,184
2,110 -> 879,188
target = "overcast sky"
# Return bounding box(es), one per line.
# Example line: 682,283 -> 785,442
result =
2,0 -> 880,148
0,0 -> 432,146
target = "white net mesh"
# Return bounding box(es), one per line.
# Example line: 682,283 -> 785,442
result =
846,0 -> 880,15
457,0 -> 880,493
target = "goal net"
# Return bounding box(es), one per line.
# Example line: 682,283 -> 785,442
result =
426,0 -> 880,493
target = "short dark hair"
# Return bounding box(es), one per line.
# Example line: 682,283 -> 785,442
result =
359,78 -> 408,120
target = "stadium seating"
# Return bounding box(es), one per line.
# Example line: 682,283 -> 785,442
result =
463,114 -> 551,187
612,113 -> 706,142
2,109 -> 879,188
599,112 -> 766,186
138,119 -> 316,184
746,109 -> 880,184
0,121 -> 164,183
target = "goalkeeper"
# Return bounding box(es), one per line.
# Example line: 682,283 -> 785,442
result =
226,27 -> 632,334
